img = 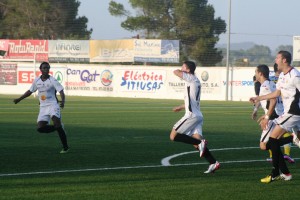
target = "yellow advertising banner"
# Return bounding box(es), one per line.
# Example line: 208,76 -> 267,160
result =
89,40 -> 134,62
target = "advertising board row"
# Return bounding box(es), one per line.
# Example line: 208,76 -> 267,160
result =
0,63 -> 259,101
0,39 -> 179,63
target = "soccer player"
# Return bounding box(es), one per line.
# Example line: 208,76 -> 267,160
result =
250,51 -> 300,183
252,64 -> 295,163
13,62 -> 69,153
267,63 -> 295,163
170,61 -> 220,174
251,65 -> 286,154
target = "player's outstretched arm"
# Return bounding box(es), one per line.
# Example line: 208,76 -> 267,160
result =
59,90 -> 65,109
13,90 -> 32,104
173,104 -> 185,112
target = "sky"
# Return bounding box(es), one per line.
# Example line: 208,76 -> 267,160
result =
78,0 -> 300,51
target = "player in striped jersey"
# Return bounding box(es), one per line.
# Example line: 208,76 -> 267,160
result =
170,61 -> 219,174
13,62 -> 69,153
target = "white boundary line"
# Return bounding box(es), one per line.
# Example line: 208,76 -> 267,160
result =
161,146 -> 258,166
1,146 -> 298,177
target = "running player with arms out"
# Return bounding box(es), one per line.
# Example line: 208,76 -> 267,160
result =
13,62 -> 69,153
170,61 -> 220,173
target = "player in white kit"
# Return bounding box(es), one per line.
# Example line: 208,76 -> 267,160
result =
170,61 -> 219,173
13,62 -> 69,153
250,51 -> 300,183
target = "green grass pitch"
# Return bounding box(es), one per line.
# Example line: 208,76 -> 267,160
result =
0,94 -> 300,199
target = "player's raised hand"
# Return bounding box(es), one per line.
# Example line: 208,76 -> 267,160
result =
249,96 -> 258,104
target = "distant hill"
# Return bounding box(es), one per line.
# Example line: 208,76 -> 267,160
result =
216,42 -> 256,50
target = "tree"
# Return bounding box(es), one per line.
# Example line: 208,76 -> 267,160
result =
275,45 -> 293,54
0,0 -> 92,39
109,0 -> 226,66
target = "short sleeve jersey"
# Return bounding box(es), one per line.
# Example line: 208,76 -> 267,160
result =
276,67 -> 300,115
182,72 -> 202,117
29,76 -> 64,106
260,80 -> 284,116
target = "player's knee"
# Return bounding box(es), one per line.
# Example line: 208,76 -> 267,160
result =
260,143 -> 267,150
37,127 -> 45,133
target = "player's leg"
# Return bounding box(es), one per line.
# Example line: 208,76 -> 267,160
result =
170,116 -> 202,145
51,104 -> 69,153
269,125 -> 290,177
36,106 -> 55,133
259,120 -> 273,161
279,133 -> 295,163
192,123 -> 220,173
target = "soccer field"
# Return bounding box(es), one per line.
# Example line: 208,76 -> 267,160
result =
1,94 -> 300,200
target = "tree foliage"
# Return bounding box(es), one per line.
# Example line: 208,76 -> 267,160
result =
109,0 -> 226,66
0,0 -> 92,39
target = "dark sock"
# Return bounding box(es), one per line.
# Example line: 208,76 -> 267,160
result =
37,125 -> 56,133
269,137 -> 289,176
173,134 -> 201,145
203,147 -> 216,164
56,126 -> 68,149
278,136 -> 293,146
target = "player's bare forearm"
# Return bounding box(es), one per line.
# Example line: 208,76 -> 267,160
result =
13,90 -> 32,104
173,104 -> 185,112
173,69 -> 183,78
59,90 -> 65,108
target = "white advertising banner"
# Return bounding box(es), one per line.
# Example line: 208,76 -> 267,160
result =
293,36 -> 300,61
48,40 -> 90,63
134,39 -> 179,63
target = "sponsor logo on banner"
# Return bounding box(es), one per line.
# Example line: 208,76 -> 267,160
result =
222,80 -> 254,86
54,71 -> 63,84
0,63 -> 17,85
100,70 -> 113,86
90,40 -> 134,63
18,71 -> 53,83
65,68 -> 113,92
134,39 -> 179,63
7,40 -> 48,61
120,70 -> 165,92
48,40 -> 90,62
198,70 -> 220,94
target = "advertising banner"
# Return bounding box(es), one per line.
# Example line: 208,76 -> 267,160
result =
64,65 -> 114,96
293,36 -> 300,61
5,40 -> 48,61
134,39 -> 179,63
48,40 -> 90,63
0,39 -> 9,57
89,40 -> 134,63
0,63 -> 17,85
119,69 -> 165,92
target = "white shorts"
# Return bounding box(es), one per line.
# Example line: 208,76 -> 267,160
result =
274,114 -> 300,132
37,103 -> 61,123
260,120 -> 276,143
173,114 -> 203,136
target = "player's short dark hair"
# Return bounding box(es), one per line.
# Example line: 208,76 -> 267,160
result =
39,62 -> 50,69
183,61 -> 196,74
273,63 -> 278,72
278,50 -> 292,65
256,64 -> 269,79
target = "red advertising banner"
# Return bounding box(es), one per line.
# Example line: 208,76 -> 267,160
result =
18,71 -> 53,83
0,63 -> 17,85
6,40 -> 48,61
